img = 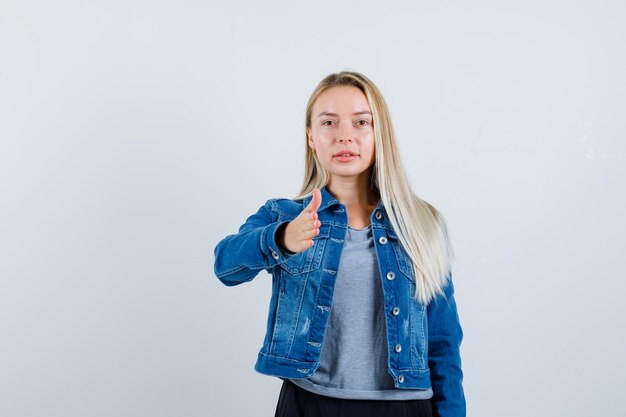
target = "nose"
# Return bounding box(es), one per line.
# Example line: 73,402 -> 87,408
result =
337,120 -> 354,142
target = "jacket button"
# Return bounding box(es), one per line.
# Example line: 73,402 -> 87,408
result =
395,344 -> 402,353
378,236 -> 388,244
398,375 -> 405,384
271,250 -> 280,260
392,307 -> 400,316
386,272 -> 395,281
375,211 -> 382,220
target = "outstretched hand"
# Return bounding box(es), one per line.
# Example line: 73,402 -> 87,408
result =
279,189 -> 322,253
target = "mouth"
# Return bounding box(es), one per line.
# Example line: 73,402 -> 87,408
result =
333,152 -> 359,162
333,151 -> 358,157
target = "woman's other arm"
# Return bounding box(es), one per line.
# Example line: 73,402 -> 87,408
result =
427,272 -> 466,417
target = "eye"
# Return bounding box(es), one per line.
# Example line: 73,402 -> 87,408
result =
322,120 -> 335,126
357,119 -> 370,126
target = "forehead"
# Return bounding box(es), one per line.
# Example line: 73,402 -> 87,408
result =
313,85 -> 371,114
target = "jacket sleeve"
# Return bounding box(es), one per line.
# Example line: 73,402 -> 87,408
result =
427,272 -> 466,417
213,199 -> 294,286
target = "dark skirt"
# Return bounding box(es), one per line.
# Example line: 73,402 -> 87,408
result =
274,379 -> 433,417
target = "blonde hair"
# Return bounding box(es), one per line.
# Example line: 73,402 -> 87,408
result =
293,71 -> 454,305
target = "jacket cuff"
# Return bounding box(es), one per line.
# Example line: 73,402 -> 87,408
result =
262,220 -> 296,266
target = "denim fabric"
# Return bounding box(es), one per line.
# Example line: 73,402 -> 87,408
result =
213,186 -> 465,417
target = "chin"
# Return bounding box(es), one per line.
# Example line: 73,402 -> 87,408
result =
330,169 -> 370,178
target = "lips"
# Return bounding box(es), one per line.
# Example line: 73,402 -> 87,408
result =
334,152 -> 358,162
333,150 -> 358,157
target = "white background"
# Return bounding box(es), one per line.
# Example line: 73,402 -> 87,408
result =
1,1 -> 625,416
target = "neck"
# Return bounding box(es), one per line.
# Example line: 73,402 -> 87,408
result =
327,170 -> 379,208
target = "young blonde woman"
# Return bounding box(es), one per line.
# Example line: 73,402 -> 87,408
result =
213,71 -> 465,417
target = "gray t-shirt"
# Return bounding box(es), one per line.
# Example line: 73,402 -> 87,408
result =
290,225 -> 433,400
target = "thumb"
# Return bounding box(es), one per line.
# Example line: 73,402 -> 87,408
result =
306,188 -> 322,213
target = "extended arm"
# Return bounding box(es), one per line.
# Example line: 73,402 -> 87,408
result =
213,200 -> 293,286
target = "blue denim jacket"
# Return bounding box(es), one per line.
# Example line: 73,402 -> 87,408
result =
213,186 -> 465,417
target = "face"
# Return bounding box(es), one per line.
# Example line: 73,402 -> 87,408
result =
307,85 -> 375,182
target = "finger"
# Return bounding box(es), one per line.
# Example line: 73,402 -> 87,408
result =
299,239 -> 314,252
305,189 -> 322,213
310,189 -> 322,212
300,228 -> 316,241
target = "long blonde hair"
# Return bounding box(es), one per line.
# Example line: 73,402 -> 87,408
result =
293,71 -> 454,305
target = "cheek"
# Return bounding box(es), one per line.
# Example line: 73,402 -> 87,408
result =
312,133 -> 334,152
364,136 -> 376,155
316,129 -> 334,141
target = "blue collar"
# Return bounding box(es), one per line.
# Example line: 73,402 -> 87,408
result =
302,185 -> 384,212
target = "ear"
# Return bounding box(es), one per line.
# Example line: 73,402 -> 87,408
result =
307,128 -> 314,149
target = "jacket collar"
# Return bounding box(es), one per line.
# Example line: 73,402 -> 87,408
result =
302,185 -> 340,211
302,185 -> 385,212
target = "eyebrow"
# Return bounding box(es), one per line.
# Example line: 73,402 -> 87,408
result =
317,111 -> 372,118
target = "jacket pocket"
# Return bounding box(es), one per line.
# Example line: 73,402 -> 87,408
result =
280,223 -> 330,275
388,232 -> 415,283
